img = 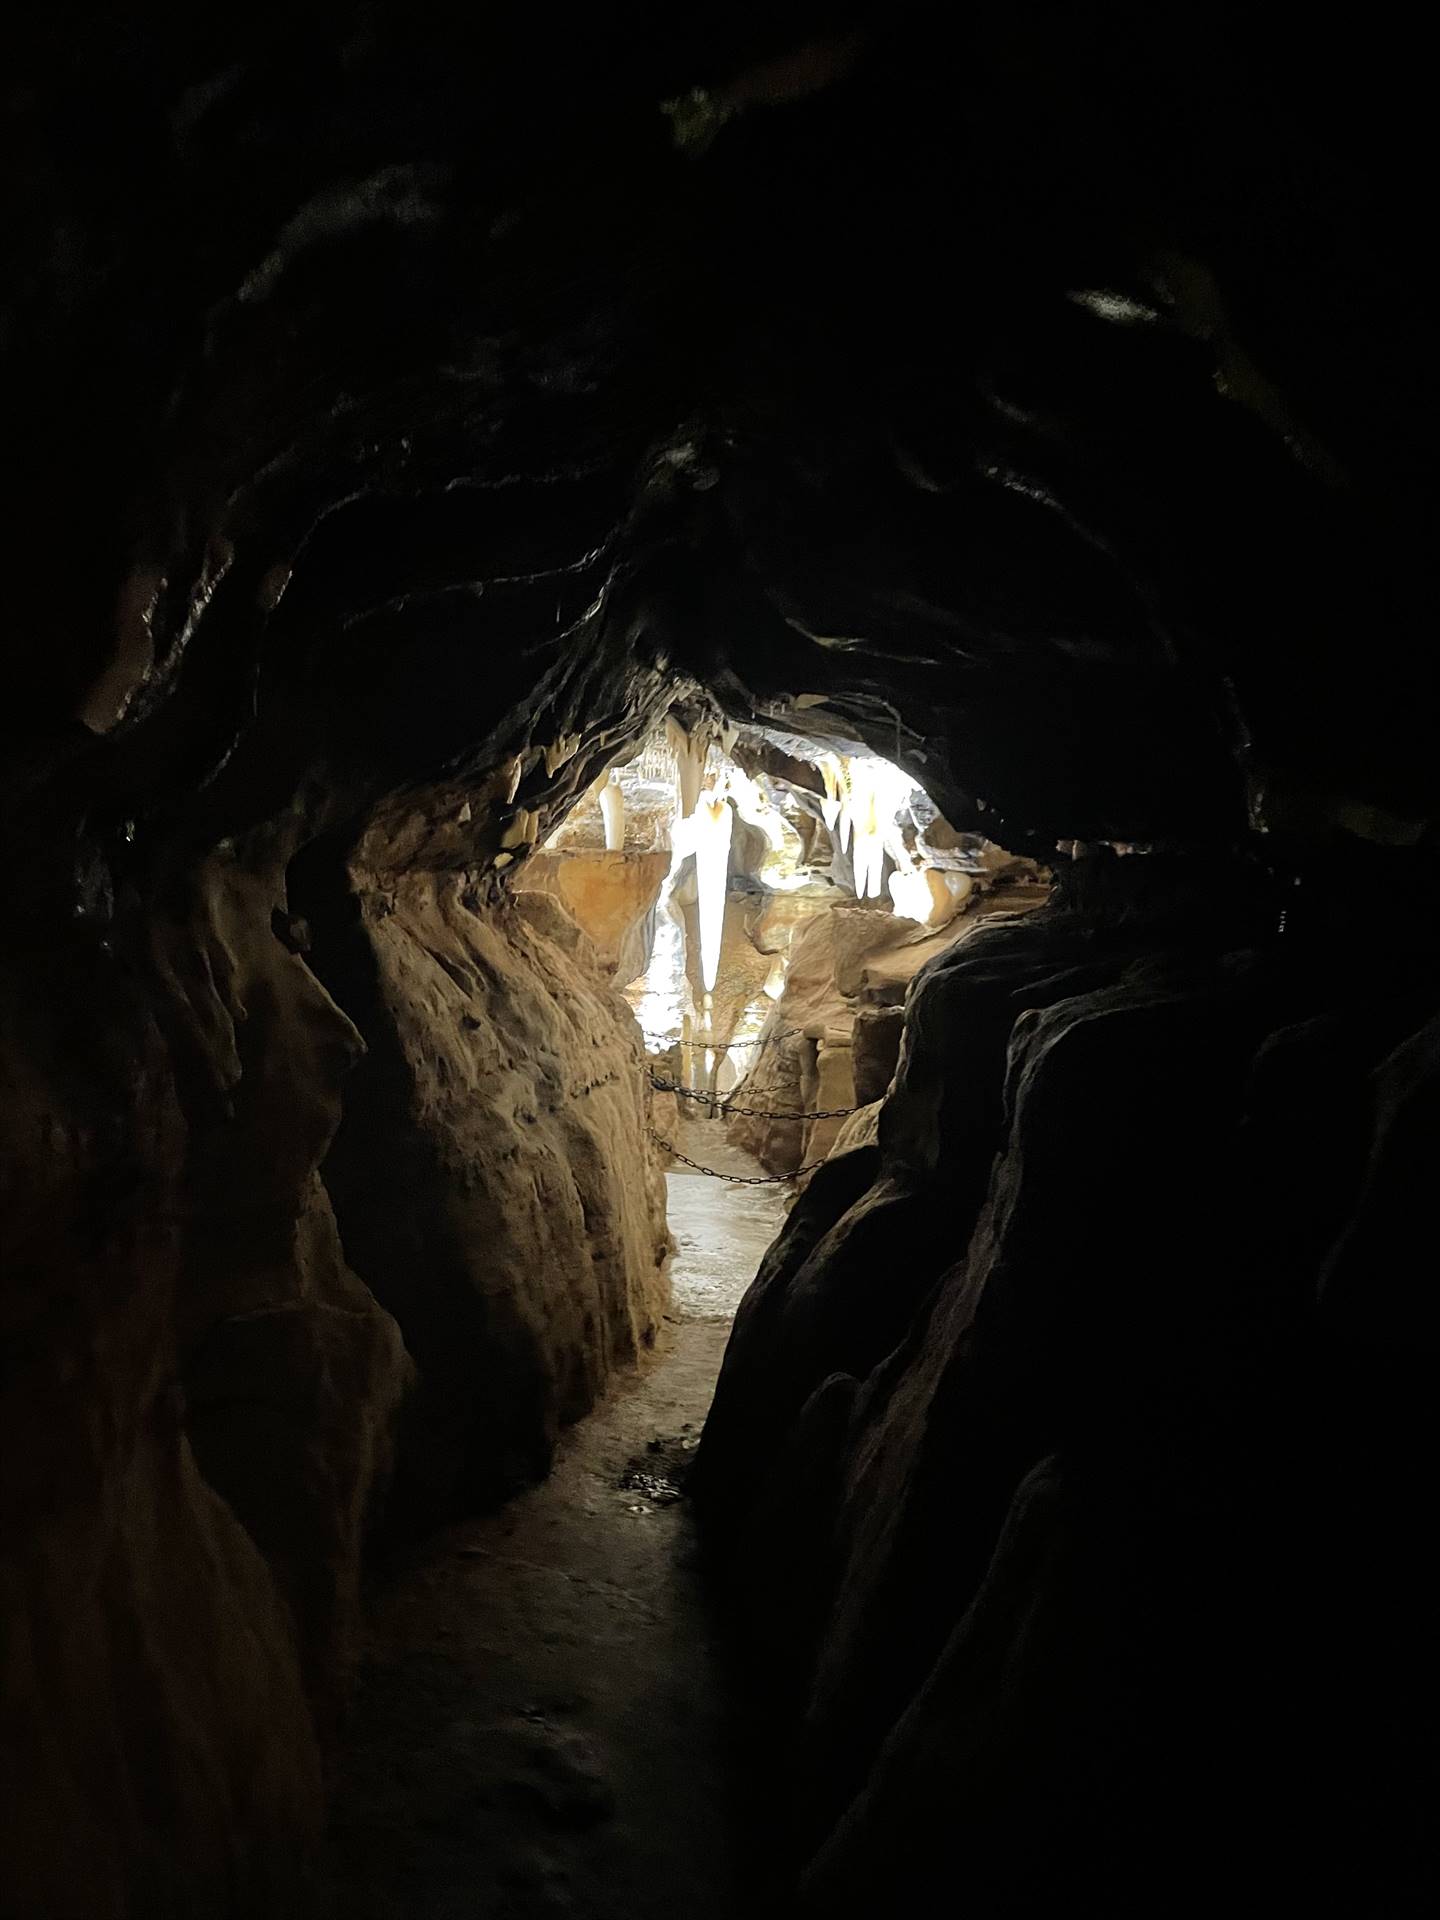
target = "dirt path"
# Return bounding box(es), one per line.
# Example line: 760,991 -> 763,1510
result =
329,1123 -> 789,1919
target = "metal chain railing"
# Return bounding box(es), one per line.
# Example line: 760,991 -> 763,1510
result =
640,1026 -> 806,1050
647,1126 -> 830,1185
647,1072 -> 863,1122
641,1022 -> 862,1182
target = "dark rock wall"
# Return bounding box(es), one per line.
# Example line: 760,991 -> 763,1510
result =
695,858 -> 1439,1913
0,812 -> 667,1915
0,842 -> 395,1915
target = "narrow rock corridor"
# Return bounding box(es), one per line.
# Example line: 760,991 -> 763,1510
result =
328,1121 -> 789,1919
6,15 -> 1434,1917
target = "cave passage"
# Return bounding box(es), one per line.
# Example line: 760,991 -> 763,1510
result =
328,1114 -> 788,1920
3,11 -> 1435,1918
317,696 -> 990,1914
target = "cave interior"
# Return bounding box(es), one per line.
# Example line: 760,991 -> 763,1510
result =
2,6 -> 1435,1917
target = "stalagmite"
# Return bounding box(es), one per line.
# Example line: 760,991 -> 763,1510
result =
692,788 -> 733,992
599,773 -> 625,850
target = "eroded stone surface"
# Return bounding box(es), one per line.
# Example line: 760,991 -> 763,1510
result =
697,864 -> 1440,1914
316,875 -> 671,1522
731,867 -> 1050,1174
1,848 -> 404,1916
516,848 -> 670,981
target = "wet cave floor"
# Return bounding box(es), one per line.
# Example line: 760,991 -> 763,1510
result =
328,1120 -> 790,1919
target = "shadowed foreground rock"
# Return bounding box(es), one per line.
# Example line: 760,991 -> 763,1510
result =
694,861 -> 1440,1913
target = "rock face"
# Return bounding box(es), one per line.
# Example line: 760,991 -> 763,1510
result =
731,863 -> 1049,1173
1,844 -> 407,1917
312,871 -> 670,1522
166,855 -> 414,1728
516,848 -> 671,982
1,827 -> 668,1915
694,856 -> 1440,1914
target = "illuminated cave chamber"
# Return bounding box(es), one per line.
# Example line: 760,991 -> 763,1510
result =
521,706 -> 1046,1161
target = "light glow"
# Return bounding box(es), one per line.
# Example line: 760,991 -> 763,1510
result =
691,789 -> 733,992
666,712 -> 709,821
599,773 -> 625,850
889,865 -> 949,925
819,753 -> 846,838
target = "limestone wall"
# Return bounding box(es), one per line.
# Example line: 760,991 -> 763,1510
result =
315,873 -> 670,1521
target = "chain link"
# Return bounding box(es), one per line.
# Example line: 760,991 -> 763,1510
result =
640,1026 -> 806,1050
647,1073 -> 862,1121
647,1126 -> 829,1185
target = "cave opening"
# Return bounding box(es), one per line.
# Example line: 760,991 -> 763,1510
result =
309,709 -> 1041,1913
4,10 -> 1436,1919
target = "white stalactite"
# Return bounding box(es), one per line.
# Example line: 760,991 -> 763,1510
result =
666,712 -> 709,820
599,773 -> 625,850
818,753 -> 845,833
692,789 -> 733,992
849,759 -> 885,898
839,754 -> 919,902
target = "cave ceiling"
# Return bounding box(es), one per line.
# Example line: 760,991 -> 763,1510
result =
4,4 -> 1431,886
